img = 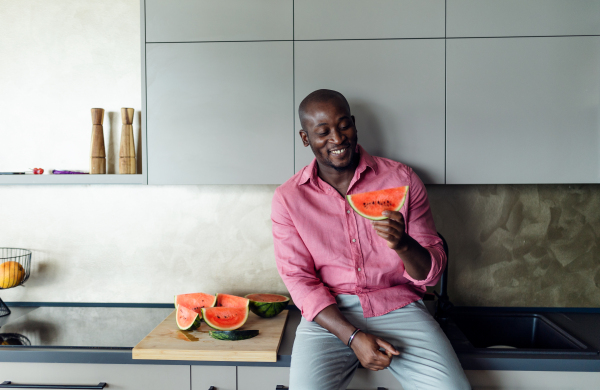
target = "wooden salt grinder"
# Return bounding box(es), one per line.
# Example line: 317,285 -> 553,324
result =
119,108 -> 136,174
90,108 -> 106,174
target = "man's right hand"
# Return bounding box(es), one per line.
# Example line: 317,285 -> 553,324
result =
350,331 -> 399,371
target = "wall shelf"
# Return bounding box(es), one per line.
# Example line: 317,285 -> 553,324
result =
0,174 -> 146,185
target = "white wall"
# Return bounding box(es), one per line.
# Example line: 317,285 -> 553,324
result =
0,0 -> 286,302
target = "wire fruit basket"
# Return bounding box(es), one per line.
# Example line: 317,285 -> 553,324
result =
0,248 -> 32,317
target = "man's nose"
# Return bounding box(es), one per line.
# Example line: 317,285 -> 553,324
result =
329,129 -> 345,144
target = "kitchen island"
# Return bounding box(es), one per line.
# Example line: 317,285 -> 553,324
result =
0,303 -> 598,389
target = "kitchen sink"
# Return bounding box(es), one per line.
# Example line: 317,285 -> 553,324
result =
438,312 -> 598,355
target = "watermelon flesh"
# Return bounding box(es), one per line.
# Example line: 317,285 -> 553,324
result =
347,186 -> 408,221
245,293 -> 290,318
216,293 -> 249,308
202,307 -> 249,331
176,305 -> 201,331
174,292 -> 217,314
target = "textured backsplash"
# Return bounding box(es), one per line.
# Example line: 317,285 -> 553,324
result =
427,184 -> 600,307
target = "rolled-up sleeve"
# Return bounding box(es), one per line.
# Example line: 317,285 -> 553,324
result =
271,189 -> 337,321
402,168 -> 447,286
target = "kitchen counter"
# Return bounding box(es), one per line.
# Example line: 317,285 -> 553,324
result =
0,303 -> 598,371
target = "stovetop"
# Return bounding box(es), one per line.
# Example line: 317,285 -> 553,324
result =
0,305 -> 174,349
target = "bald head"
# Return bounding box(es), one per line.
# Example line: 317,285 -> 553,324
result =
298,89 -> 351,130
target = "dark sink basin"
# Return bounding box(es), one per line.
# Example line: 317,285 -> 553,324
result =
439,312 -> 597,355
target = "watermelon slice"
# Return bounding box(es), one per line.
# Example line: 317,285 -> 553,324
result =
347,186 -> 409,221
245,293 -> 290,318
176,304 -> 201,331
174,292 -> 217,314
209,330 -> 259,341
202,307 -> 249,331
216,293 -> 249,308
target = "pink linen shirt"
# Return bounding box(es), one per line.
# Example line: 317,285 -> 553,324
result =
271,145 -> 446,321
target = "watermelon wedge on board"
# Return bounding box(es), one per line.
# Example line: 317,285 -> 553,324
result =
216,293 -> 249,308
174,292 -> 217,314
347,186 -> 408,221
202,307 -> 249,331
176,304 -> 201,331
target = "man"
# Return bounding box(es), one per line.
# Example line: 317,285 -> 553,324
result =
271,89 -> 470,390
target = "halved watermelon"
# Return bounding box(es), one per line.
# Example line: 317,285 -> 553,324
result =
245,293 -> 290,318
347,186 -> 409,221
202,307 -> 249,331
216,293 -> 249,308
176,304 -> 201,331
174,292 -> 217,314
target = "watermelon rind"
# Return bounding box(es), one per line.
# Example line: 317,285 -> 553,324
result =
176,304 -> 202,331
245,294 -> 290,318
347,186 -> 408,221
202,307 -> 249,331
209,330 -> 259,341
215,293 -> 250,308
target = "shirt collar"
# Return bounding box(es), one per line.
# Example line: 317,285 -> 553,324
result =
298,144 -> 378,187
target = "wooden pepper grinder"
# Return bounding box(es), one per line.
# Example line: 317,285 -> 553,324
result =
90,108 -> 106,174
119,108 -> 136,174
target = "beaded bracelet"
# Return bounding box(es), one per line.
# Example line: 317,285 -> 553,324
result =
347,328 -> 361,347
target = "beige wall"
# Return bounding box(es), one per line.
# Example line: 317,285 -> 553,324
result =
1,0 -> 598,307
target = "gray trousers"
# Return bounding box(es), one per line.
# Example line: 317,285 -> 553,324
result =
289,295 -> 470,390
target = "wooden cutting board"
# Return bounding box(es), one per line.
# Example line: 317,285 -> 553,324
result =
133,310 -> 289,362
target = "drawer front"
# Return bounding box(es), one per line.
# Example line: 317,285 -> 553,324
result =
145,0 -> 293,42
447,0 -> 600,37
0,363 -> 189,390
237,366 -> 289,390
294,0 -> 445,40
192,366 -> 236,390
237,366 -> 404,390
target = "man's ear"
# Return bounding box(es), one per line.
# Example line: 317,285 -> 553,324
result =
299,130 -> 310,147
351,115 -> 356,128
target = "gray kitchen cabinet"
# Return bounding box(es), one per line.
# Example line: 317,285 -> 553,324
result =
237,366 -> 406,389
0,362 -> 189,390
447,0 -> 600,37
294,0 -> 444,40
294,39 -> 446,184
192,366 -> 236,390
446,36 -> 600,184
145,0 -> 293,42
146,41 -> 293,184
237,366 -> 289,390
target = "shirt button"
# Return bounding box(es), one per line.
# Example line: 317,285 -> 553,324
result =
358,268 -> 362,272
352,239 -> 356,243
347,210 -> 351,214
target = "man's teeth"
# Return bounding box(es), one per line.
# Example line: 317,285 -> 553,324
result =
331,148 -> 346,155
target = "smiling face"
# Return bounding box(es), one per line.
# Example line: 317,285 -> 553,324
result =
299,97 -> 358,173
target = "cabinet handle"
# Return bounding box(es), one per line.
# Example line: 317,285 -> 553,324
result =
275,386 -> 287,389
0,382 -> 107,389
208,387 -> 216,390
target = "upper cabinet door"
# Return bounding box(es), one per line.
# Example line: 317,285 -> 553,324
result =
295,39 -> 446,184
447,0 -> 600,37
145,0 -> 293,42
146,42 -> 293,184
446,36 -> 600,184
294,0 -> 445,40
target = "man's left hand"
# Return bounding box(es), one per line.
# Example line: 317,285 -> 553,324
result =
371,210 -> 408,251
